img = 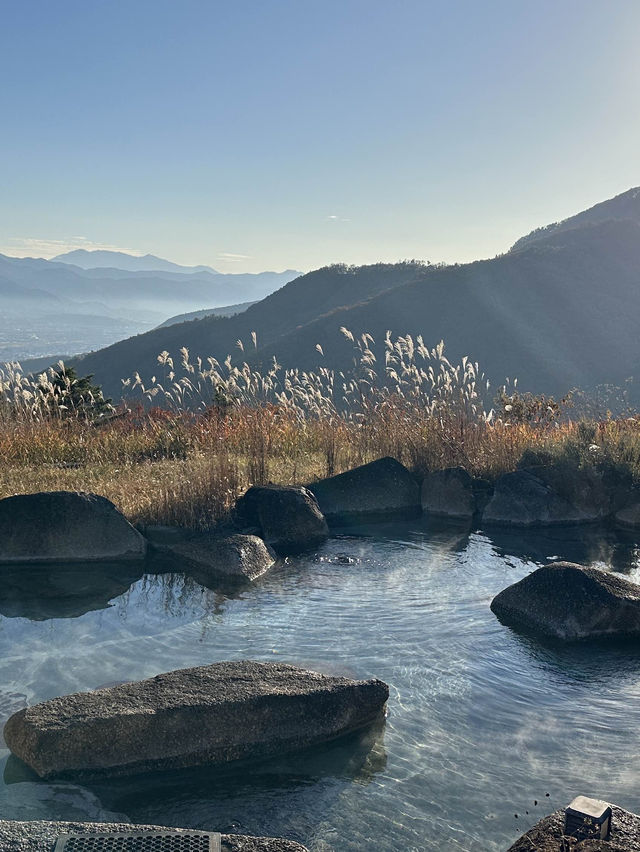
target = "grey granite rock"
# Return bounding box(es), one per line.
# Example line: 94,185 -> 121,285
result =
483,470 -> 603,527
235,486 -> 328,554
309,457 -> 421,524
491,561 -> 640,640
0,491 -> 146,563
163,533 -> 276,583
0,820 -> 309,852
421,467 -> 475,519
507,802 -> 640,851
4,660 -> 389,780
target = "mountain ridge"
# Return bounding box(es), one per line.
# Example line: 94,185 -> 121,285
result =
70,188 -> 640,402
52,249 -> 219,275
510,186 -> 640,252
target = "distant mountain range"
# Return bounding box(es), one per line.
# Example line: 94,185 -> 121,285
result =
0,250 -> 300,362
52,249 -> 218,275
71,187 -> 640,402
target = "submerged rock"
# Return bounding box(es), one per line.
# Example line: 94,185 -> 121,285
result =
0,820 -> 309,852
309,457 -> 421,524
164,533 -> 276,584
507,801 -> 640,851
491,561 -> 640,640
0,491 -> 146,563
235,485 -> 328,554
3,660 -> 389,780
421,467 -> 475,519
483,470 -> 604,527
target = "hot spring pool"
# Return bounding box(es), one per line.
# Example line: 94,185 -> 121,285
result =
2,519 -> 640,851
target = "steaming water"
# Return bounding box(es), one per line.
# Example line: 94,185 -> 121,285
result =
2,519 -> 640,850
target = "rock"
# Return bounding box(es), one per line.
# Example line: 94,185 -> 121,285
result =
3,660 -> 389,780
507,801 -> 640,851
0,491 -> 146,563
615,502 -> 640,528
235,486 -> 328,554
165,533 -> 276,584
483,470 -> 603,527
421,467 -> 475,519
309,457 -> 421,524
0,820 -> 309,852
491,561 -> 640,640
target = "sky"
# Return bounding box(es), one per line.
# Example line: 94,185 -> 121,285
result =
1,0 -> 639,273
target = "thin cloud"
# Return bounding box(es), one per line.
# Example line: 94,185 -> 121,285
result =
326,215 -> 351,222
217,252 -> 253,262
0,236 -> 144,259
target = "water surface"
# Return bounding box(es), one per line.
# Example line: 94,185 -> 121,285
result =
2,520 -> 640,851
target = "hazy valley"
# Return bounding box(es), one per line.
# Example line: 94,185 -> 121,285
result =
0,251 -> 299,363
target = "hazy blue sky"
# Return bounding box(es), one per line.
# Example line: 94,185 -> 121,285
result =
1,0 -> 639,272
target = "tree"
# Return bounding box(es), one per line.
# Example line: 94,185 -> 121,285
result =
38,365 -> 113,418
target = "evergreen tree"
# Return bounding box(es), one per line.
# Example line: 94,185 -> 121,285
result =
39,365 -> 113,418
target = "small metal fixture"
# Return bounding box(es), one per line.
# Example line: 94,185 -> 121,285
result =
53,831 -> 221,852
564,795 -> 612,840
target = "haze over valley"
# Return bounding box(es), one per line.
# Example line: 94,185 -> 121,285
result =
0,250 -> 299,363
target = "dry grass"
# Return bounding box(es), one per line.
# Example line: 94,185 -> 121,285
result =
1,331 -> 639,529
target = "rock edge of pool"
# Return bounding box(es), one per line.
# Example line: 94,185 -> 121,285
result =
0,819 -> 309,852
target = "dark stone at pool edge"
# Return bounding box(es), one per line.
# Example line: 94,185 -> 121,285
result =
0,491 -> 146,563
235,485 -> 328,554
308,457 -> 421,524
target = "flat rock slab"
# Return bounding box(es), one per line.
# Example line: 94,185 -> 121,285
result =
0,820 -> 309,852
309,457 -> 420,524
491,562 -> 640,640
4,660 -> 389,780
164,534 -> 276,583
507,802 -> 640,851
0,491 -> 146,563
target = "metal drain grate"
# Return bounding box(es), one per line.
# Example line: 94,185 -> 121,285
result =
53,831 -> 221,852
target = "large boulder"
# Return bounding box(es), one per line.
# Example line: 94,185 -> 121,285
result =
3,660 -> 389,780
162,533 -> 276,584
483,470 -> 604,527
0,820 -> 309,852
491,561 -> 640,640
0,491 -> 146,563
309,457 -> 421,524
421,467 -> 475,519
507,801 -> 640,851
235,486 -> 328,554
